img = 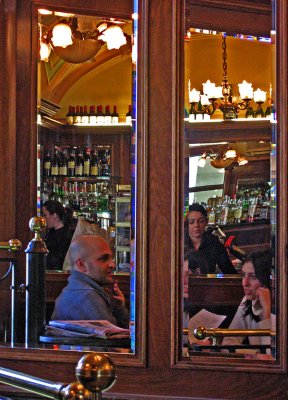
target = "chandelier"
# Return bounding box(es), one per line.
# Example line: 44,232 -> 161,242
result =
198,147 -> 248,169
188,34 -> 270,121
39,13 -> 128,64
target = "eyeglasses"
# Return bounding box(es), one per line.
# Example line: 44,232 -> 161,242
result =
240,271 -> 258,281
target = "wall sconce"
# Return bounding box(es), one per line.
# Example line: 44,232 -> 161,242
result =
188,34 -> 272,121
198,147 -> 248,169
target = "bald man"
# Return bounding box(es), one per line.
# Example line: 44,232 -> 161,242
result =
51,235 -> 129,328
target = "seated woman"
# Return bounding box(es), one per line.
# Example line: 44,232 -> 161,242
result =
185,203 -> 237,274
42,200 -> 74,270
222,250 -> 274,353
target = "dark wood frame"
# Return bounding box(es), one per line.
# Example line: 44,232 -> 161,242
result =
0,0 -> 288,399
0,0 -> 148,369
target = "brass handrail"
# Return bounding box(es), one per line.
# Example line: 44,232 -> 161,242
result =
0,352 -> 117,400
194,326 -> 276,341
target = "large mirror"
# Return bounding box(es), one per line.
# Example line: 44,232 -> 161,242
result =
0,1 -> 141,358
181,9 -> 277,364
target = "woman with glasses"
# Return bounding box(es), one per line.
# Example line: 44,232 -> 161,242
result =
185,203 -> 237,274
222,250 -> 273,351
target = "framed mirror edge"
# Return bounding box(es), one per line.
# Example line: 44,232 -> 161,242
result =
0,0 -> 149,368
171,0 -> 288,372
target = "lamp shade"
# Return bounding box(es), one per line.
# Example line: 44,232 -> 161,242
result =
98,25 -> 127,50
51,23 -> 73,48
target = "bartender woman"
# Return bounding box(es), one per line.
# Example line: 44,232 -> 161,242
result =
42,200 -> 74,270
185,203 -> 237,274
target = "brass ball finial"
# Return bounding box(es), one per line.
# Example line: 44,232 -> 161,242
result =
75,353 -> 117,394
194,326 -> 207,340
29,216 -> 46,235
8,239 -> 22,252
61,382 -> 91,400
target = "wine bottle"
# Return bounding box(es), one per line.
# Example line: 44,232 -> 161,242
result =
43,150 -> 51,177
83,148 -> 91,177
112,105 -> 119,124
59,151 -> 68,177
73,105 -> 81,124
75,149 -> 84,177
90,149 -> 99,176
245,101 -> 254,119
96,105 -> 105,124
66,106 -> 74,125
89,105 -> 97,124
79,106 -> 84,123
82,105 -> 89,124
126,104 -> 132,124
104,105 -> 112,124
51,150 -> 60,176
68,149 -> 76,177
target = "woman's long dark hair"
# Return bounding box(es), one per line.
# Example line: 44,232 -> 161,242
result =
242,250 -> 272,321
43,200 -> 73,228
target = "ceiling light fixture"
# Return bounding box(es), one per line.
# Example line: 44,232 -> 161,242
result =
198,147 -> 248,169
39,16 -> 129,63
188,33 -> 272,121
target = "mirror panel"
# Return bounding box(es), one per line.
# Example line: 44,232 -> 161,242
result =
37,8 -> 135,354
181,15 -> 277,365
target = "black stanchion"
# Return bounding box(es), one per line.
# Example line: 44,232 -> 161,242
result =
25,217 -> 48,347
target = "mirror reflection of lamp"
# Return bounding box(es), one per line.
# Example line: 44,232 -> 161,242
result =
51,22 -> 73,48
98,25 -> 127,50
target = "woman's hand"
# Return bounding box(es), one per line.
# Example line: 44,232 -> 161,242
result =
256,286 -> 271,320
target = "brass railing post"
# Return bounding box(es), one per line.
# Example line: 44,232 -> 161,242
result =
0,352 -> 117,399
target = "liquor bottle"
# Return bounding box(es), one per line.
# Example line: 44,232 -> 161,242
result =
265,98 -> 272,119
245,101 -> 254,119
112,105 -> 119,124
43,150 -> 51,177
51,150 -> 60,176
81,105 -> 89,124
227,195 -> 236,224
207,206 -> 216,225
88,183 -> 98,210
255,104 -> 265,118
234,199 -> 243,223
89,105 -> 97,124
66,106 -> 75,125
73,105 -> 81,124
61,180 -> 70,206
219,195 -> 230,225
104,105 -> 112,124
96,105 -> 105,124
75,149 -> 84,177
241,198 -> 249,223
126,104 -> 132,124
90,149 -> 99,176
59,151 -> 68,177
101,149 -> 111,176
83,148 -> 91,177
68,149 -> 76,177
72,182 -> 80,211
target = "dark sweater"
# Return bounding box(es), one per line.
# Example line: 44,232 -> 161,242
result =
187,232 -> 237,274
44,226 -> 73,270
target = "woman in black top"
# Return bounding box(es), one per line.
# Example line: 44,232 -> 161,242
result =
185,203 -> 237,274
42,200 -> 74,270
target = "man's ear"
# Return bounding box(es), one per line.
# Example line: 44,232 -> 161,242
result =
75,258 -> 87,273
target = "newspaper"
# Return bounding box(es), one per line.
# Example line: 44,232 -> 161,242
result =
46,320 -> 130,339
